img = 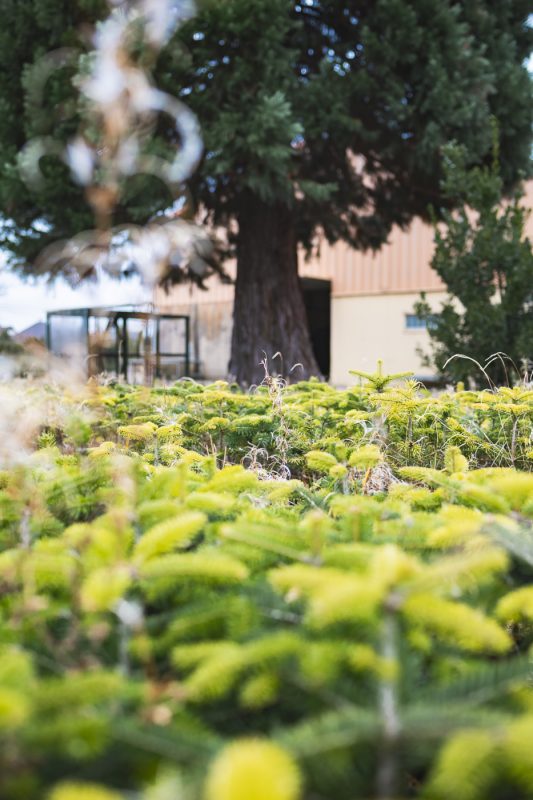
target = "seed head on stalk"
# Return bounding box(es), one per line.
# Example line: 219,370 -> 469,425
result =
18,0 -> 226,289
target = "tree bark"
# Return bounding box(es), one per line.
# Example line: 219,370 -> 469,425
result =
229,195 -> 320,386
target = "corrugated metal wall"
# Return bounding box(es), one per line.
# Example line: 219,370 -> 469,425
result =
303,215 -> 442,295
156,181 -> 533,308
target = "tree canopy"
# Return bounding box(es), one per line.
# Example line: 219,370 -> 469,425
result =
0,0 -> 531,382
172,0 -> 532,246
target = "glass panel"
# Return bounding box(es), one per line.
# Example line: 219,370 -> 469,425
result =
405,314 -> 422,329
88,316 -> 120,354
49,314 -> 87,358
124,317 -> 157,384
100,355 -> 120,374
126,317 -> 156,357
49,312 -> 189,382
87,316 -> 121,377
157,355 -> 188,382
127,357 -> 151,385
405,313 -> 438,330
159,318 -> 187,354
89,316 -> 118,349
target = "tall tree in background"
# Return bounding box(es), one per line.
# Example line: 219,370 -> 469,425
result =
416,143 -> 533,385
0,0 -> 531,383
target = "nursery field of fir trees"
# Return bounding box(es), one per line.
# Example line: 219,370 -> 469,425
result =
0,368 -> 531,800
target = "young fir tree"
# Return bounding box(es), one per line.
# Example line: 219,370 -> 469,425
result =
0,1 -> 531,383
416,142 -> 533,386
1,377 -> 533,799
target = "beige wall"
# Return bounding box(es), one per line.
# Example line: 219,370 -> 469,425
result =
195,301 -> 233,379
330,290 -> 448,385
157,289 -> 447,385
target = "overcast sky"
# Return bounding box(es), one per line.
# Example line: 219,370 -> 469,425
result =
0,255 -> 150,332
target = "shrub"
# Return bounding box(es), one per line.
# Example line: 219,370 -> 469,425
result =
0,374 -> 531,799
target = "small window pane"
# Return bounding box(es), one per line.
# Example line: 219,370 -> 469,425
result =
159,318 -> 187,354
89,316 -> 119,354
49,314 -> 87,357
126,318 -> 156,357
157,355 -> 189,381
405,314 -> 438,330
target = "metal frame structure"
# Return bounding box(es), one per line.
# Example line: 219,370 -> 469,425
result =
46,306 -> 190,383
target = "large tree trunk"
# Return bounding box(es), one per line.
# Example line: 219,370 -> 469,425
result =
229,195 -> 320,385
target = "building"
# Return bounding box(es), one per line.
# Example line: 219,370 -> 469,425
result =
152,183 -> 533,385
14,321 -> 46,344
46,306 -> 190,384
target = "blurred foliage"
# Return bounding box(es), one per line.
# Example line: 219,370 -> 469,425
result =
0,371 -> 531,798
0,327 -> 24,355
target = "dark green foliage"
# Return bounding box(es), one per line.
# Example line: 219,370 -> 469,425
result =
0,0 -> 107,267
0,327 -> 24,354
416,142 -> 533,385
170,0 -> 533,246
0,0 -> 531,262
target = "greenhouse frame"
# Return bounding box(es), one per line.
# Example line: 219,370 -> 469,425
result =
46,306 -> 190,384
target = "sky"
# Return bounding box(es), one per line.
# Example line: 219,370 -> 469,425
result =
0,256 -> 150,332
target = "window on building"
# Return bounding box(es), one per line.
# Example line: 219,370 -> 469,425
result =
405,313 -> 438,331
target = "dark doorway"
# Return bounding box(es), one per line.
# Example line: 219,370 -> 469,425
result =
301,278 -> 331,378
